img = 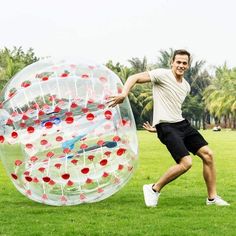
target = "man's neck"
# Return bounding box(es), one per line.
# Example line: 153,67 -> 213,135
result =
171,69 -> 183,83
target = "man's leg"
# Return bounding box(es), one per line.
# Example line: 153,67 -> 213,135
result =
196,145 -> 229,206
143,155 -> 192,207
196,145 -> 216,199
153,155 -> 192,192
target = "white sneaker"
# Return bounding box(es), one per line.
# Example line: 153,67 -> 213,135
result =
206,196 -> 230,206
143,184 -> 160,207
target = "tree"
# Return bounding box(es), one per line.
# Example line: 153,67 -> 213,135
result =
156,48 -> 174,68
203,65 -> 236,129
0,47 -> 39,91
184,69 -> 211,129
106,60 -> 143,126
128,56 -> 148,73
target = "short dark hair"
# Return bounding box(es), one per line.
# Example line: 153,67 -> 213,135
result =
172,49 -> 191,63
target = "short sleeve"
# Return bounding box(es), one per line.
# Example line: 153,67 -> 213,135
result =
148,69 -> 166,84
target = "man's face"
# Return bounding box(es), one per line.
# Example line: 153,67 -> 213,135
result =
171,54 -> 189,77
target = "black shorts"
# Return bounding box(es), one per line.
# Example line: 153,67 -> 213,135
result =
155,119 -> 208,163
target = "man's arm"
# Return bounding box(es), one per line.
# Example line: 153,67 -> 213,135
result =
108,71 -> 151,107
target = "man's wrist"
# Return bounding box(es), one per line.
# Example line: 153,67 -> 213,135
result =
121,92 -> 128,97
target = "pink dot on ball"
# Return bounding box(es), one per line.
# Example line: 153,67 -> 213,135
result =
88,155 -> 95,161
82,107 -> 89,113
54,163 -> 62,169
40,140 -> 48,145
117,148 -> 126,156
38,167 -> 46,173
49,180 -> 56,185
61,173 -> 70,180
56,136 -> 63,142
24,171 -> 30,176
42,77 -> 48,81
65,116 -> 74,124
61,73 -> 69,77
80,144 -> 88,149
104,110 -> 112,120
27,126 -> 35,133
86,113 -> 94,121
100,159 -> 108,166
45,121 -> 53,129
54,106 -> 61,113
46,152 -> 54,158
25,176 -> 33,182
103,172 -> 109,178
38,110 -> 45,116
71,103 -> 78,109
15,160 -> 23,166
65,111 -> 73,116
118,164 -> 124,170
71,159 -> 78,165
42,176 -> 51,182
30,156 -> 38,162
22,114 -> 29,120
99,76 -> 107,83
63,148 -> 71,154
97,140 -> 104,146
81,74 -> 89,78
26,143 -> 33,149
20,123 -> 26,128
67,180 -> 74,186
104,151 -> 111,157
11,173 -> 18,180
86,178 -> 93,184
33,177 -> 39,183
88,99 -> 94,104
81,168 -> 89,174
0,136 -> 5,143
113,136 -> 121,142
11,131 -> 18,139
97,104 -> 105,109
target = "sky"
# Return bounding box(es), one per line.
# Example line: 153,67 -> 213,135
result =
1,0 -> 236,69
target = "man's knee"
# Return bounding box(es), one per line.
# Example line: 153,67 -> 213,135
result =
203,150 -> 214,165
179,156 -> 192,171
199,148 -> 214,165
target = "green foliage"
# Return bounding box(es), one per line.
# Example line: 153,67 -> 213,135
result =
128,56 -> 148,73
182,95 -> 204,129
204,65 -> 236,128
0,47 -> 39,90
156,48 -> 174,68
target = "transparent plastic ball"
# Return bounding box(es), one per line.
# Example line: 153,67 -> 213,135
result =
0,58 -> 138,206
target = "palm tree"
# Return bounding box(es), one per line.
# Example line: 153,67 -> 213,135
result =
128,56 -> 148,73
138,85 -> 153,122
203,65 -> 236,129
156,48 -> 174,68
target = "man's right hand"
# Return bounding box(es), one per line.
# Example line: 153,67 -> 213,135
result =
107,94 -> 126,107
143,121 -> 156,133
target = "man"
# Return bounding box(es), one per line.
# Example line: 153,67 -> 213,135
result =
108,49 -> 229,207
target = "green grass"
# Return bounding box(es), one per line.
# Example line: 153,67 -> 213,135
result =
0,130 -> 236,236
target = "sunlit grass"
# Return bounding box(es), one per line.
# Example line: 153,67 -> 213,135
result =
0,130 -> 235,236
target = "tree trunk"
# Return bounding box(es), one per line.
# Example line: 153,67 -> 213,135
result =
202,111 -> 206,130
233,117 -> 236,130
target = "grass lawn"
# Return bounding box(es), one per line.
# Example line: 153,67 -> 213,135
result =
0,130 -> 236,236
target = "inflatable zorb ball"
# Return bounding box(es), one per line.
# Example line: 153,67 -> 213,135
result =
0,59 -> 138,206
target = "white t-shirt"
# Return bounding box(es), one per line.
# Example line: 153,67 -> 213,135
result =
148,68 -> 191,126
